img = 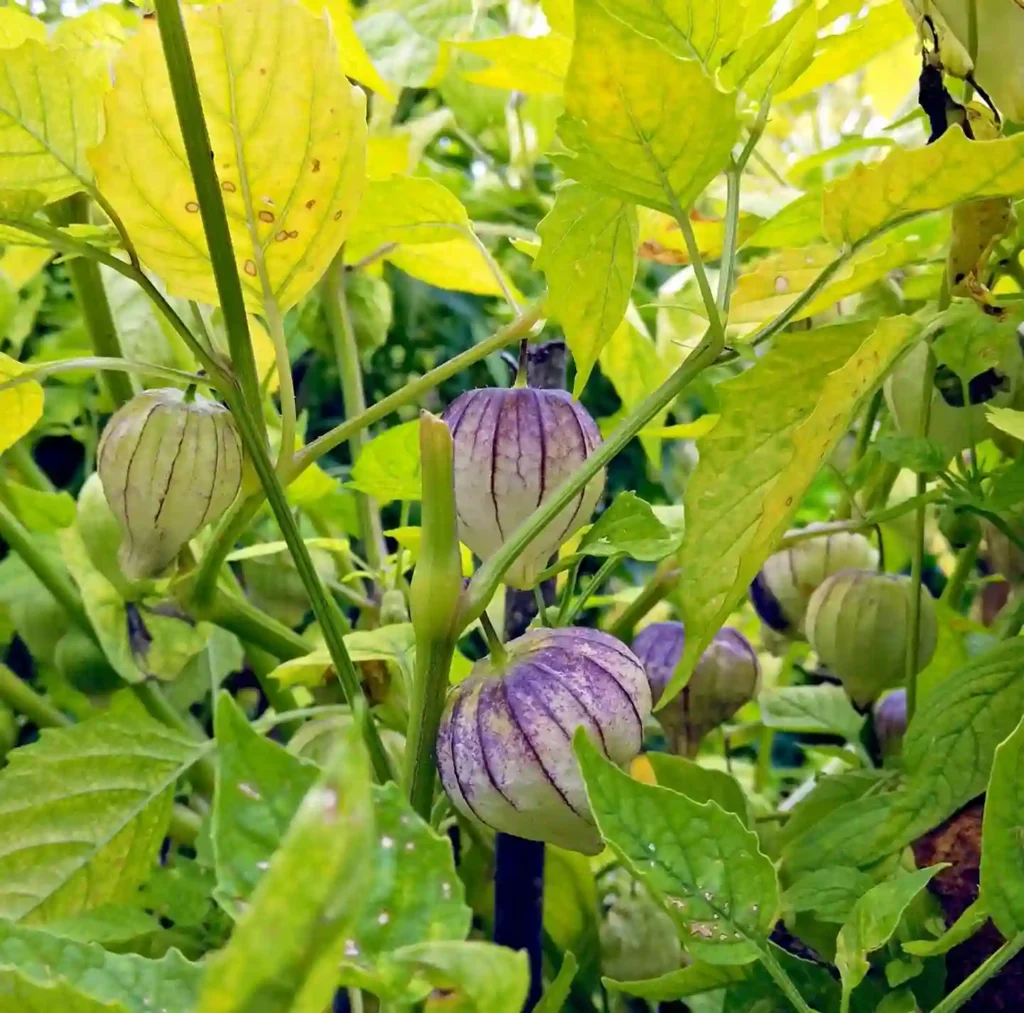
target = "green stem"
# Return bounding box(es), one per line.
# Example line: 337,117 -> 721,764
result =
5,441 -> 53,493
999,592 -> 1024,640
48,195 -> 134,408
758,945 -> 819,1013
404,638 -> 456,820
191,306 -> 543,606
0,357 -> 209,393
606,560 -> 680,641
674,214 -> 726,349
717,166 -> 742,314
207,589 -> 310,660
228,403 -> 394,784
756,643 -> 798,793
244,644 -> 303,736
561,554 -> 624,627
321,251 -> 385,574
0,664 -> 70,728
479,611 -> 507,664
0,502 -> 95,642
169,804 -> 202,846
929,932 -> 1024,1013
464,331 -> 726,626
940,530 -> 980,606
906,343 -> 935,724
151,0 -> 263,424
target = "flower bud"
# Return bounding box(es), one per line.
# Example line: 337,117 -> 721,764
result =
441,387 -> 605,589
749,529 -> 878,638
436,627 -> 650,854
632,621 -> 760,756
805,570 -> 938,706
98,389 -> 244,579
599,870 -> 682,981
873,689 -> 907,758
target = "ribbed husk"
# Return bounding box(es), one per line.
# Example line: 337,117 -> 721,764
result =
98,389 -> 243,579
749,528 -> 879,639
806,569 -> 938,706
436,627 -> 650,854
632,621 -> 760,757
441,387 -> 605,589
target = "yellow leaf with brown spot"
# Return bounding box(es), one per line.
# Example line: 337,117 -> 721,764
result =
0,352 -> 43,455
91,0 -> 367,314
638,208 -> 760,266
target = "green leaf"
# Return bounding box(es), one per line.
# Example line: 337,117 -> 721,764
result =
930,302 -> 1019,387
453,35 -> 572,96
92,0 -> 367,313
574,731 -> 777,965
902,898 -> 988,957
0,696 -> 208,924
534,183 -> 637,395
835,865 -> 946,1001
823,128 -> 1024,248
722,0 -> 817,100
646,752 -> 749,827
605,961 -> 747,1001
0,39 -> 103,201
197,722 -> 374,1013
988,407 -> 1024,443
43,904 -> 164,952
674,316 -> 918,702
211,694 -> 319,913
720,946 -> 842,1013
742,192 -> 824,250
0,919 -> 201,1013
2,481 -> 75,534
777,769 -> 890,850
875,435 -> 950,474
785,641 -> 1024,873
981,714 -> 1024,938
783,867 -> 875,923
577,491 -> 681,562
348,419 -> 421,504
554,0 -> 738,215
759,685 -> 866,742
535,952 -> 577,1013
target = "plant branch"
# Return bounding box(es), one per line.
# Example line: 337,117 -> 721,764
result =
606,559 -> 680,641
322,250 -> 385,574
758,945 -> 819,1013
0,664 -> 70,729
0,357 -> 208,393
929,932 -> 1024,1013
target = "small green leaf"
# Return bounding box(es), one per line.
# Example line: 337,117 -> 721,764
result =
211,694 -> 319,914
605,961 -> 746,1001
759,685 -> 866,742
783,867 -> 875,923
348,419 -> 421,504
675,316 -> 918,702
198,722 -> 375,1013
981,714 -> 1024,938
0,696 -> 208,923
835,865 -> 946,1000
988,406 -> 1024,444
903,898 -> 988,957
578,491 -> 681,562
575,731 -> 777,965
875,435 -> 950,474
646,753 -> 749,826
0,919 -> 201,1012
555,0 -> 738,215
534,951 -> 577,1013
876,989 -> 922,1013
2,482 -> 75,533
534,183 -> 637,395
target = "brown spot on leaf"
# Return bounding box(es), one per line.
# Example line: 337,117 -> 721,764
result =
312,158 -> 321,173
221,181 -> 236,193
258,210 -> 274,223
259,67 -> 267,75
305,199 -> 316,210
288,230 -> 298,239
185,201 -> 199,213
244,260 -> 257,277
276,230 -> 289,242
334,210 -> 343,221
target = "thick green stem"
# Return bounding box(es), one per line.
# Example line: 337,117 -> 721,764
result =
6,442 -> 54,493
49,195 -> 134,408
717,167 -> 742,314
758,946 -> 819,1013
169,804 -> 202,846
405,638 -> 457,820
940,530 -> 980,607
464,332 -> 724,626
191,306 -> 543,606
207,589 -> 310,660
321,253 -> 385,574
606,559 -> 680,641
0,664 -> 70,729
151,0 -> 263,424
561,554 -> 624,627
929,932 -> 1024,1013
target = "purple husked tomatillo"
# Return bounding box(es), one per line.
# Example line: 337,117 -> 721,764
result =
632,621 -> 760,756
441,387 -> 605,589
436,627 -> 650,854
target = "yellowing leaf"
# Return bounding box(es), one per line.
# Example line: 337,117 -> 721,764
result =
367,135 -> 413,179
720,0 -> 817,99
598,320 -> 670,468
535,183 -> 637,395
638,208 -> 760,265
0,8 -> 45,48
387,237 -> 521,298
641,416 -> 720,440
742,192 -> 824,249
671,317 -> 919,704
250,316 -> 281,394
387,526 -> 474,577
778,1 -> 913,101
0,246 -> 52,290
987,407 -> 1024,443
454,34 -> 571,96
51,6 -> 133,78
555,0 -> 738,215
92,0 -> 367,314
301,0 -> 398,101
823,129 -> 1024,247
541,0 -> 574,37
0,40 -> 103,201
0,351 -> 43,455
861,34 -> 918,119
600,0 -> 747,68
355,4 -> 468,89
